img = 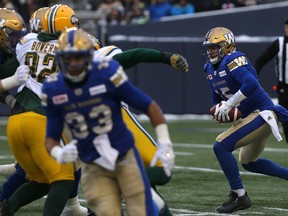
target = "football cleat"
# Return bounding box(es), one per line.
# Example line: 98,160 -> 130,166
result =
215,191 -> 252,213
0,200 -> 10,216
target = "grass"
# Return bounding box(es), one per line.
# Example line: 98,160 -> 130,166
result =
0,118 -> 288,215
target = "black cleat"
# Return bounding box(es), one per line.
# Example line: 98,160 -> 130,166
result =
216,191 -> 252,213
87,207 -> 96,216
0,200 -> 10,216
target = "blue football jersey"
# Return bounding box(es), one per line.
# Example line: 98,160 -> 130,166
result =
204,51 -> 274,117
42,59 -> 153,163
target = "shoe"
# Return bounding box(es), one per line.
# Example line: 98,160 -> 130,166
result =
215,191 -> 252,213
0,200 -> 10,216
87,207 -> 96,216
61,205 -> 96,216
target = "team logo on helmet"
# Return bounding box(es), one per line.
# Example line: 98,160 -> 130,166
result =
71,15 -> 78,25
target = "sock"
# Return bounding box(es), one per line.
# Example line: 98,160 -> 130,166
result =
43,180 -> 74,216
69,169 -> 81,198
213,141 -> 243,190
242,158 -> 288,179
8,181 -> 50,215
0,164 -> 28,202
232,189 -> 245,197
145,166 -> 171,187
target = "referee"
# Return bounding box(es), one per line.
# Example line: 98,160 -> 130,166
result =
254,17 -> 288,143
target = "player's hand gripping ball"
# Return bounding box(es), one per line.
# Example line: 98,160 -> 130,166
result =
210,102 -> 242,123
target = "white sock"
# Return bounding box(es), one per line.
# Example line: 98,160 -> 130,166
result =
233,189 -> 245,197
151,188 -> 165,211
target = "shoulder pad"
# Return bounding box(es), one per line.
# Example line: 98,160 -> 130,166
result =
93,45 -> 123,59
225,52 -> 248,72
19,33 -> 38,45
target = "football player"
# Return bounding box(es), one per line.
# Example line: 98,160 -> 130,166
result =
0,5 -> 95,216
42,28 -> 175,216
0,7 -> 30,204
203,27 -> 288,214
92,43 -> 189,215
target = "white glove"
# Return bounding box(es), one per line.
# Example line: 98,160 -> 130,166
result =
1,65 -> 30,90
51,140 -> 78,163
150,143 -> 175,177
214,101 -> 233,123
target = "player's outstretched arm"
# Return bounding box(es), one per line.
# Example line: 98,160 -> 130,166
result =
113,48 -> 189,72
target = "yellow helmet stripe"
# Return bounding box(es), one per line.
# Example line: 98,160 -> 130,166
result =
48,4 -> 61,33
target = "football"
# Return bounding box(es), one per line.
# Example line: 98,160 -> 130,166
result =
209,103 -> 242,123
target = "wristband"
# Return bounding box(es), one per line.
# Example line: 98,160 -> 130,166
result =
227,90 -> 247,107
155,123 -> 172,144
51,146 -> 62,161
1,75 -> 18,91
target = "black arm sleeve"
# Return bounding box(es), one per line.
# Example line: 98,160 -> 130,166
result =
0,56 -> 19,79
254,39 -> 279,75
113,48 -> 165,70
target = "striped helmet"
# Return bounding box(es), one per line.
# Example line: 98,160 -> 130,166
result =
42,4 -> 79,33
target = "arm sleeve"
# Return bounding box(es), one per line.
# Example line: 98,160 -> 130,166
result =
232,69 -> 259,96
45,108 -> 64,141
254,39 -> 279,74
113,48 -> 163,70
42,85 -> 64,141
0,56 -> 19,79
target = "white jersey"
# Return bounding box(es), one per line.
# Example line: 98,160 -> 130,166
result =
93,45 -> 123,60
16,33 -> 58,98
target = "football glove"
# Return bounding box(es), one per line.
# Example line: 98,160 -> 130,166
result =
51,140 -> 78,163
1,65 -> 30,91
150,142 -> 175,177
170,54 -> 189,72
214,101 -> 233,123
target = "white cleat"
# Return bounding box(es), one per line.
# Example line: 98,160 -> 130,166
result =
60,196 -> 96,216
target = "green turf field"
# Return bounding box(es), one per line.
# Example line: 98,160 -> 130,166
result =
0,118 -> 288,215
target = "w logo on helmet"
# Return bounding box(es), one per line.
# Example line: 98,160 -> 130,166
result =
30,18 -> 41,32
224,33 -> 235,44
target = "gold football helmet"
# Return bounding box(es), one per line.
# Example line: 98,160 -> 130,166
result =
202,27 -> 236,64
56,28 -> 94,82
29,7 -> 49,33
0,8 -> 26,54
42,4 -> 79,33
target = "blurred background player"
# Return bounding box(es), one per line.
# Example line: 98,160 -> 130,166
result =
42,28 -> 175,215
254,17 -> 288,144
92,41 -> 189,215
203,26 -> 288,214
0,5 -> 95,216
0,7 -> 30,204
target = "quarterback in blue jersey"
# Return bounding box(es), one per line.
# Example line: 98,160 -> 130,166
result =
42,28 -> 175,216
203,27 -> 288,214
